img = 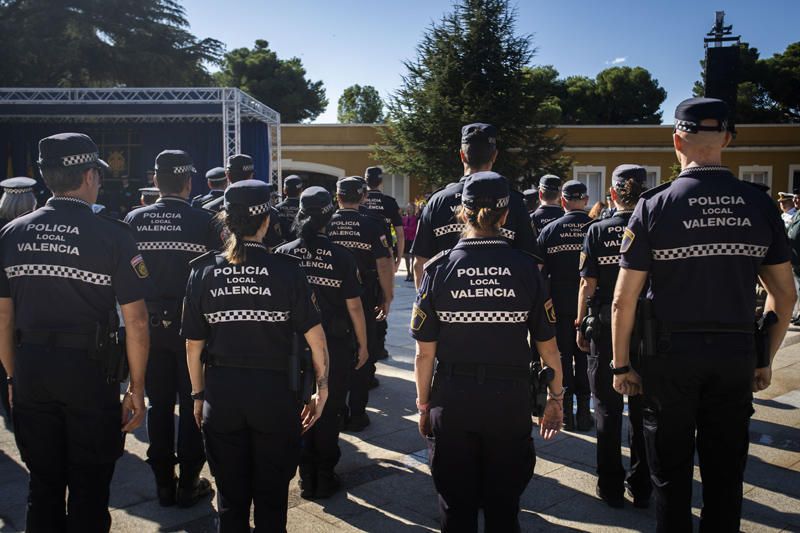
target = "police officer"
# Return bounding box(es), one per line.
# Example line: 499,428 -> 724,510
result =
275,187 -> 369,499
125,150 -> 222,508
612,97 -> 795,532
327,177 -> 394,431
0,133 -> 151,532
412,171 -> 564,532
575,165 -> 651,508
182,179 -> 329,532
275,174 -> 303,239
0,177 -> 37,423
530,175 -> 564,233
139,186 -> 160,206
523,188 -> 539,216
411,123 -> 540,288
363,166 -> 405,268
191,167 -> 227,208
537,180 -> 593,431
204,154 -> 284,250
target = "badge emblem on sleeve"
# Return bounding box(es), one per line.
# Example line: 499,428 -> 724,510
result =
131,254 -> 149,278
620,228 -> 635,254
411,303 -> 427,331
544,299 -> 556,324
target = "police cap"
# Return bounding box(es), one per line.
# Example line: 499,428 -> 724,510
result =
611,164 -> 647,189
0,177 -> 36,194
284,175 -> 303,192
299,186 -> 335,215
337,177 -> 367,196
138,187 -> 160,199
523,188 -> 538,199
674,97 -> 729,134
538,174 -> 562,192
562,180 -> 588,200
155,150 -> 196,176
37,133 -> 109,173
462,171 -> 510,210
365,166 -> 383,185
205,167 -> 227,183
226,154 -> 255,176
461,123 -> 497,146
224,179 -> 270,216
777,192 -> 796,201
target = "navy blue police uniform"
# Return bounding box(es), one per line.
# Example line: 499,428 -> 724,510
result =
204,154 -> 285,250
125,150 -> 221,506
411,172 -> 556,532
580,165 -> 651,506
327,178 -> 391,429
191,167 -> 227,208
275,187 -> 362,498
530,175 -> 565,233
0,133 -> 151,532
620,97 -> 791,532
410,124 -> 541,261
181,180 -> 321,532
275,175 -> 303,240
537,180 -> 592,430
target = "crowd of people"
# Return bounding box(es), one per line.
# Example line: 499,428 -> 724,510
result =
0,95 -> 794,533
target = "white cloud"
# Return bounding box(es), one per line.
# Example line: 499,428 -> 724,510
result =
606,57 -> 627,65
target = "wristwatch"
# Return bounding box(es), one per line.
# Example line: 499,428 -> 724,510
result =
609,362 -> 630,375
191,390 -> 205,401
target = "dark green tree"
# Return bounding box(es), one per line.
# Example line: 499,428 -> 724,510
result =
762,42 -> 800,121
0,0 -> 223,86
337,85 -> 384,123
594,67 -> 666,124
216,40 -> 328,123
376,0 -> 569,190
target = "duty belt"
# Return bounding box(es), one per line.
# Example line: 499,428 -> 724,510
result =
436,361 -> 528,383
17,329 -> 94,350
206,352 -> 288,372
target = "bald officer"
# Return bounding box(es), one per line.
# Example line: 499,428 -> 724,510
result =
612,98 -> 795,532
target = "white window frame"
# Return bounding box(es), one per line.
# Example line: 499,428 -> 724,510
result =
572,165 -> 606,207
789,165 -> 800,194
739,165 -> 773,191
643,166 -> 661,189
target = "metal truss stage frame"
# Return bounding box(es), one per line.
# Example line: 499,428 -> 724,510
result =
0,87 -> 282,185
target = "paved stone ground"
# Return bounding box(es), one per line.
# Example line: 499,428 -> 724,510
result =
1,267 -> 799,532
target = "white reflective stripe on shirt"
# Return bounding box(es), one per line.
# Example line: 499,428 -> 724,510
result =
337,241 -> 372,251
652,243 -> 769,261
597,255 -> 621,265
307,275 -> 342,288
547,243 -> 583,254
437,310 -> 529,323
204,310 -> 291,323
5,264 -> 112,286
137,241 -> 207,253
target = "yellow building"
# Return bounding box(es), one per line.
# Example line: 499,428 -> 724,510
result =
281,123 -> 800,207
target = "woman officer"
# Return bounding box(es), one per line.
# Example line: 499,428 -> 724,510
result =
413,171 -> 565,532
182,179 -> 329,533
275,187 -> 369,499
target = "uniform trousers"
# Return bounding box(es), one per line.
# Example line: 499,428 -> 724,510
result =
554,314 -> 590,398
146,327 -> 205,483
202,366 -> 301,533
428,372 -> 535,533
587,333 -> 650,498
346,283 -> 377,417
12,344 -> 124,533
0,363 -> 10,423
300,335 -> 353,473
641,333 -> 755,533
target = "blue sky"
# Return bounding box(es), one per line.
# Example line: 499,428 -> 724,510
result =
182,0 -> 800,124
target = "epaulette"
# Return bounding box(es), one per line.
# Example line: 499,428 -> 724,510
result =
423,248 -> 452,270
189,250 -> 217,266
98,213 -> 134,233
640,181 -> 672,200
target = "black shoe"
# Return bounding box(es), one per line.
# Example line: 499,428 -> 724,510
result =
626,485 -> 650,509
177,477 -> 212,508
315,471 -> 341,499
596,485 -> 624,508
156,480 -> 177,507
299,476 -> 316,500
576,396 -> 593,432
369,377 -> 380,390
344,413 -> 371,432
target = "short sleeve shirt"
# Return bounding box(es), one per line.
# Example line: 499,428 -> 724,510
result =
580,211 -> 633,305
327,208 -> 391,278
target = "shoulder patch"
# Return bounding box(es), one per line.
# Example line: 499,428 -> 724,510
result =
130,254 -> 149,279
423,248 -> 452,270
410,303 -> 427,331
544,298 -> 557,324
620,228 -> 636,254
640,181 -> 672,200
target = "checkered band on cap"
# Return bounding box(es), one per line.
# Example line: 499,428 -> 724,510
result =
674,120 -> 696,133
496,196 -> 509,208
5,187 -> 33,195
338,240 -> 372,251
5,264 -> 112,286
248,202 -> 269,216
597,255 -> 621,265
62,152 -> 99,167
307,275 -> 342,288
241,164 -> 255,172
547,243 -> 584,254
499,228 -> 514,240
137,241 -> 207,254
171,165 -> 195,174
652,243 -> 768,261
204,309 -> 290,324
437,310 -> 529,323
433,224 -> 465,237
